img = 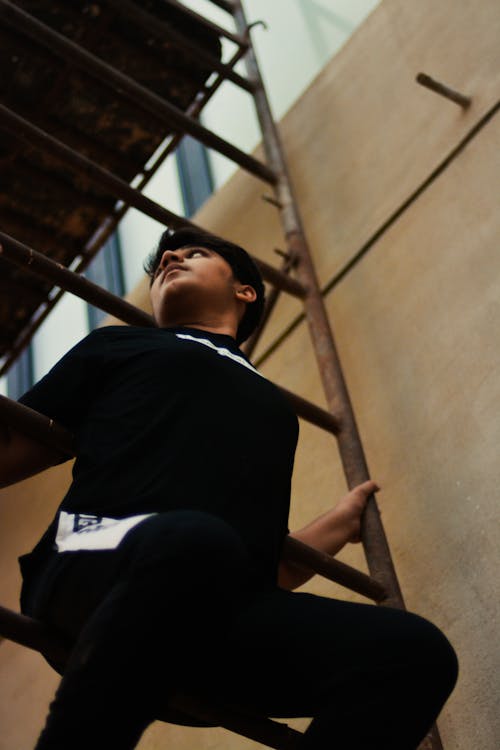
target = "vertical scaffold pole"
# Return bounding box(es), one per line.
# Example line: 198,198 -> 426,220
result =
231,5 -> 444,748
232,0 -> 404,610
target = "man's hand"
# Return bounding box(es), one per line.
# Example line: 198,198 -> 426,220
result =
278,479 -> 381,590
331,480 -> 380,543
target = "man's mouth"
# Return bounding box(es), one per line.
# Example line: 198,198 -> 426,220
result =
162,265 -> 186,281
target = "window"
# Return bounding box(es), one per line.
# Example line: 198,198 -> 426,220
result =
85,233 -> 125,329
6,345 -> 33,400
176,135 -> 214,216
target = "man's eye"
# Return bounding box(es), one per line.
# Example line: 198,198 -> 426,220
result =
188,250 -> 205,258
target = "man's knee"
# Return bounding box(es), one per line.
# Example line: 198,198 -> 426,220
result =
409,613 -> 459,697
122,510 -> 249,579
373,609 -> 459,704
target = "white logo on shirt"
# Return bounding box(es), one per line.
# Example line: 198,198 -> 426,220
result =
175,333 -> 263,377
55,511 -> 156,552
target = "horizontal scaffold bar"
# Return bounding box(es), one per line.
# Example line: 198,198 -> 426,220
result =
0,604 -> 71,667
105,0 -> 255,93
283,537 -> 388,602
168,694 -> 303,749
160,0 -> 247,47
0,395 -> 74,457
0,234 -> 155,329
0,0 -> 276,185
279,387 -> 340,434
0,105 -> 303,297
205,0 -> 236,14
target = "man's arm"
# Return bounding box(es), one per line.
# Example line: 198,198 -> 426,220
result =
278,480 -> 380,590
0,423 -> 68,490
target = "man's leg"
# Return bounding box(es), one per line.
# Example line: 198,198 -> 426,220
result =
193,587 -> 459,750
29,511 -> 255,750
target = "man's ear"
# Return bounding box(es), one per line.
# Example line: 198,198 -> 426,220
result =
234,284 -> 257,304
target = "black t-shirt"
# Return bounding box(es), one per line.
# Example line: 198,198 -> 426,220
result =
19,326 -> 299,585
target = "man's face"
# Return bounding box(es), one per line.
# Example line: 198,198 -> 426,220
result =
149,244 -> 239,326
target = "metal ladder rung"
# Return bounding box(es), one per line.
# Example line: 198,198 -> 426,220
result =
0,234 -> 155,330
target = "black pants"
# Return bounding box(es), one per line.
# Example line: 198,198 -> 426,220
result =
22,511 -> 458,750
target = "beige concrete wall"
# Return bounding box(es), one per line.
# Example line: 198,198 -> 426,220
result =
1,0 -> 499,748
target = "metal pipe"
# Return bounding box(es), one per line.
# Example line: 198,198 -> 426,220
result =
232,0 -> 406,610
205,0 -> 235,14
233,7 -> 445,749
0,395 -> 73,456
0,235 -> 155,328
416,73 -> 471,109
252,257 -> 306,298
242,284 -> 281,359
0,605 -> 70,669
0,289 -> 65,378
243,249 -> 296,358
0,0 -> 276,185
160,0 -> 248,47
104,0 -> 255,93
279,387 -> 340,435
169,694 -> 303,749
283,537 -> 388,602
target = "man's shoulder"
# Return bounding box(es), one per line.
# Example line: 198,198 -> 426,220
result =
88,325 -> 158,344
91,324 -> 151,337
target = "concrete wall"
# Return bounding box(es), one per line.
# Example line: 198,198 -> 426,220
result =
1,1 -> 499,748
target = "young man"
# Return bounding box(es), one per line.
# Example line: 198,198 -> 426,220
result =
1,228 -> 458,749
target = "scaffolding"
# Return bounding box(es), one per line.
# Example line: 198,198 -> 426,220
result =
0,2 -> 445,748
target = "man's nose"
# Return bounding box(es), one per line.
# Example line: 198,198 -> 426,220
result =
160,250 -> 182,269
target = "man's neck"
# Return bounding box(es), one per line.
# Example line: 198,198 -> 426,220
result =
159,317 -> 237,341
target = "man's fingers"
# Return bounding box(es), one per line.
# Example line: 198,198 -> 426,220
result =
355,479 -> 380,495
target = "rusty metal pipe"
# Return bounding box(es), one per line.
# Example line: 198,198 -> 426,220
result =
252,257 -> 306,298
242,284 -> 281,359
243,250 -> 296,359
280,388 -> 340,435
233,5 -> 445,748
205,0 -> 235,13
283,537 -> 387,602
416,73 -> 471,109
232,0 -> 406,609
0,395 -> 73,456
0,235 -> 155,329
0,0 -> 276,185
0,605 -> 70,668
160,0 -> 247,47
169,694 -> 303,748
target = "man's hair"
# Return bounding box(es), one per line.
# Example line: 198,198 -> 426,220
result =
144,228 -> 265,345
